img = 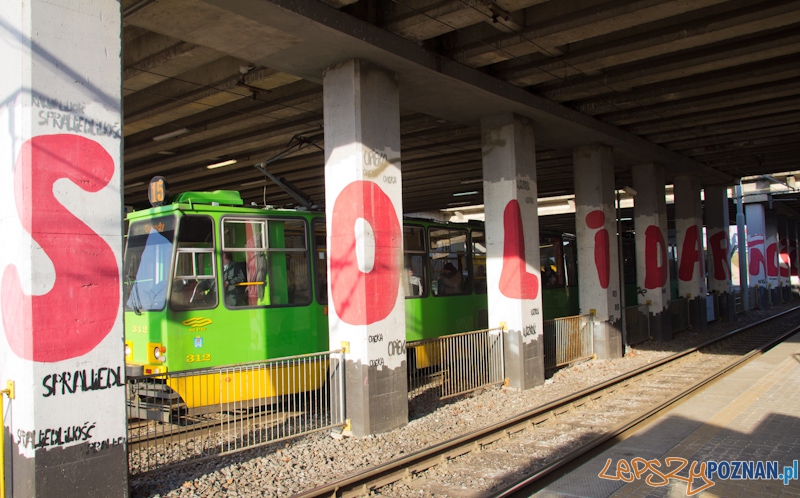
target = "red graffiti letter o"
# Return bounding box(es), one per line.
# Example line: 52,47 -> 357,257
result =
330,181 -> 401,325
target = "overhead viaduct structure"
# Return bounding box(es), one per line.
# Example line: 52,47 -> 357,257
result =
1,0 -> 800,495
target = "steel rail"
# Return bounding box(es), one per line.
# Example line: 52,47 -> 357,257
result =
492,321 -> 800,497
294,306 -> 800,497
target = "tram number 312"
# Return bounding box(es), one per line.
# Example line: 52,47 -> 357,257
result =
186,354 -> 211,363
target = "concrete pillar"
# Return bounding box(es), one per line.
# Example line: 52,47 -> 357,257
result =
745,203 -> 768,308
632,164 -> 672,341
705,186 -> 734,322
765,211 -> 780,305
574,144 -> 622,359
0,1 -> 127,496
481,113 -> 544,390
674,175 -> 707,329
323,60 -> 407,436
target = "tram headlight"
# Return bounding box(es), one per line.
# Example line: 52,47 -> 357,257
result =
153,346 -> 167,363
124,343 -> 132,358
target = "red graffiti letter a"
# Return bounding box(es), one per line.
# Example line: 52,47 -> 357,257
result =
709,231 -> 731,281
499,200 -> 539,299
678,225 -> 701,282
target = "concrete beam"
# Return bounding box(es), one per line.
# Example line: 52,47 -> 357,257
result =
123,0 -> 735,184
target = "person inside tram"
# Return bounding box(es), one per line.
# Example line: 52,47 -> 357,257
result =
437,262 -> 462,295
222,251 -> 246,306
406,267 -> 423,296
543,265 -> 558,287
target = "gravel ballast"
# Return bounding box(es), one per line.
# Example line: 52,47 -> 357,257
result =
130,303 -> 797,497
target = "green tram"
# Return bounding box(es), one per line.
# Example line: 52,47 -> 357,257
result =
123,188 -> 579,409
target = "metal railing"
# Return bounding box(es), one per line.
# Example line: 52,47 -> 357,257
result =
407,328 -> 504,400
748,286 -> 758,310
543,314 -> 594,370
625,303 -> 651,346
127,350 -> 344,475
669,298 -> 690,333
734,289 -> 744,314
706,293 -> 719,322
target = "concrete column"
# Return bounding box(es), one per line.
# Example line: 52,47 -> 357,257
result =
574,144 -> 622,359
0,2 -> 127,496
745,203 -> 768,308
674,175 -> 708,329
632,164 -> 672,341
765,211 -> 781,305
323,60 -> 406,436
481,113 -> 544,390
705,186 -> 734,322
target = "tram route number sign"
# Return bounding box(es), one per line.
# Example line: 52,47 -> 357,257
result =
149,176 -> 169,207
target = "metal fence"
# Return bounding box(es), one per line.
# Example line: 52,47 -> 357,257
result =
734,289 -> 744,314
127,351 -> 344,475
669,298 -> 690,333
407,328 -> 504,400
543,314 -> 594,370
748,286 -> 758,310
625,303 -> 651,346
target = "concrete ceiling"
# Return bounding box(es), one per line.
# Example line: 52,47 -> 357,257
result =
121,0 -> 800,225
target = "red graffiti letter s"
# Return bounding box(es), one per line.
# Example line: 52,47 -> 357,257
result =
2,135 -> 120,362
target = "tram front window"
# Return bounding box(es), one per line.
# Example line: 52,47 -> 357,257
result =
123,216 -> 176,312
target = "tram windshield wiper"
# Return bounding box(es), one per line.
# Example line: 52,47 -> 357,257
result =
128,277 -> 143,315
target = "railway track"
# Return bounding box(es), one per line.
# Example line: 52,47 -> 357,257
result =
295,306 -> 800,497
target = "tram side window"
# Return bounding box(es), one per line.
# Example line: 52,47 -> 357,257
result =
269,219 -> 310,305
471,230 -> 487,294
222,218 -> 268,307
170,216 -> 217,310
222,218 -> 311,307
429,228 -> 469,296
563,236 -> 578,287
123,216 -> 176,312
404,226 -> 427,298
313,219 -> 327,304
540,236 -> 565,289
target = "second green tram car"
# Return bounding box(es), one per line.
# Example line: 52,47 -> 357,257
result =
123,189 -> 579,409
